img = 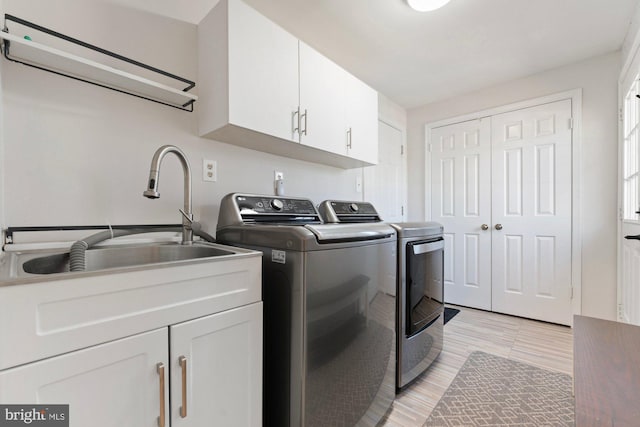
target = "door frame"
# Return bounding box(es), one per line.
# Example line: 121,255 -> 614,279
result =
424,89 -> 583,319
617,28 -> 640,323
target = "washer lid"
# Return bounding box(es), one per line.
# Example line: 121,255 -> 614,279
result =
305,223 -> 395,243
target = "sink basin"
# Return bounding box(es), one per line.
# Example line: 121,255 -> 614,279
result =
21,243 -> 237,275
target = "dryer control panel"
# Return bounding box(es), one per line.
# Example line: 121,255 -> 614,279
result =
317,200 -> 382,223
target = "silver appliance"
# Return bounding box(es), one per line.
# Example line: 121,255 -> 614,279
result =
318,200 -> 444,391
216,193 -> 397,427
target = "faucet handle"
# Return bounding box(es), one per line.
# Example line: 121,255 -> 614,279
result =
179,209 -> 194,226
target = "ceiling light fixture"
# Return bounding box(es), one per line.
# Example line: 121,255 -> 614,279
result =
407,0 -> 451,12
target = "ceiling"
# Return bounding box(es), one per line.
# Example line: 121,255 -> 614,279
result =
110,0 -> 639,108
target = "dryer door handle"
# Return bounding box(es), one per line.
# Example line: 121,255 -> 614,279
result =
412,240 -> 444,254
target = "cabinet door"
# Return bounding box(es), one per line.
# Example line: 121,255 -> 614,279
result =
0,328 -> 169,427
345,72 -> 379,164
299,41 -> 348,155
227,0 -> 299,142
170,302 -> 263,427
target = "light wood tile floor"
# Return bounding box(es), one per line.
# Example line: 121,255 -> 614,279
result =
381,305 -> 574,427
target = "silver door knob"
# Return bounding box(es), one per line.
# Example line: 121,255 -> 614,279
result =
495,224 -> 503,230
481,224 -> 489,230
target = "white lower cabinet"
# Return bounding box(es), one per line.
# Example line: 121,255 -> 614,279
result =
0,303 -> 263,427
0,328 -> 168,427
170,302 -> 262,427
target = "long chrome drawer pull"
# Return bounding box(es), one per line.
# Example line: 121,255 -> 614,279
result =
157,362 -> 165,427
179,356 -> 188,418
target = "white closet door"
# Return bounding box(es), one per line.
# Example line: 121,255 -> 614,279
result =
431,118 -> 492,310
491,99 -> 573,325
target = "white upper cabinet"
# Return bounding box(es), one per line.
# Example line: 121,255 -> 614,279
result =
298,41 -> 349,155
226,0 -> 299,143
344,71 -> 379,164
198,0 -> 378,168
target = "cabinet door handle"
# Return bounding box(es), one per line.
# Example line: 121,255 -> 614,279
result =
347,127 -> 352,149
292,107 -> 300,136
157,362 -> 166,427
301,109 -> 308,136
179,356 -> 188,418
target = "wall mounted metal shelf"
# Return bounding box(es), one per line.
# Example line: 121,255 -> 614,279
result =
0,14 -> 197,111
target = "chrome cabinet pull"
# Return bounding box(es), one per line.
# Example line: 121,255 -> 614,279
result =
481,224 -> 489,230
157,362 -> 165,427
301,109 -> 308,135
347,127 -> 352,149
179,356 -> 188,418
292,107 -> 300,136
495,224 -> 503,230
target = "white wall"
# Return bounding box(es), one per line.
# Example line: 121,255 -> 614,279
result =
406,51 -> 621,320
622,0 -> 640,66
1,0 -> 374,239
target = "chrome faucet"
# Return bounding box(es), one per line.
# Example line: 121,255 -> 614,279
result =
143,145 -> 194,245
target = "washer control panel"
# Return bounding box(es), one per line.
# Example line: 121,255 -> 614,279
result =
235,195 -> 317,215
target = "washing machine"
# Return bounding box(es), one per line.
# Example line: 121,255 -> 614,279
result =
318,200 -> 444,391
216,193 -> 396,426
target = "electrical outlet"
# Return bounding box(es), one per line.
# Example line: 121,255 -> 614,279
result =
274,171 -> 284,181
203,159 -> 217,182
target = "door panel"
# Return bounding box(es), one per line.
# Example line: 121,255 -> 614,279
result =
299,41 -> 347,154
431,118 -> 492,310
491,99 -> 572,325
0,328 -> 168,427
170,303 -> 262,427
227,0 -> 299,142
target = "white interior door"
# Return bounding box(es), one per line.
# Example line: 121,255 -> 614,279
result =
490,100 -> 573,325
431,118 -> 492,310
364,120 -> 406,223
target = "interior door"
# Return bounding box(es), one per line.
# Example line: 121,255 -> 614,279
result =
431,118 -> 492,310
490,100 -> 573,325
364,120 -> 406,223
